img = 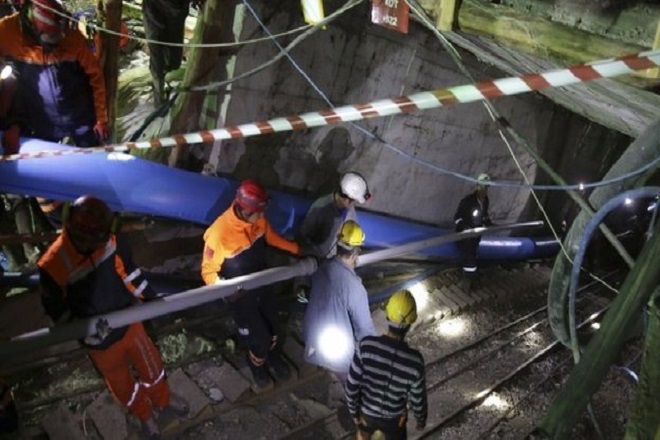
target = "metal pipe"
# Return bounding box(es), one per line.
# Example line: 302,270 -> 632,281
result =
0,221 -> 542,358
357,221 -> 543,266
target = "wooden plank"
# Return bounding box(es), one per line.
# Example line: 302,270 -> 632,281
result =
42,403 -> 86,440
444,285 -> 471,310
432,288 -> 460,314
438,0 -> 459,31
87,391 -> 128,440
282,337 -> 318,379
633,20 -> 660,79
452,0 -> 649,78
447,284 -> 475,308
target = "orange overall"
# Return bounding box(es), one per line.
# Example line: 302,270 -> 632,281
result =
39,232 -> 169,421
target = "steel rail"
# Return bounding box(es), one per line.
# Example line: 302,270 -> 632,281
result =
416,306 -> 609,439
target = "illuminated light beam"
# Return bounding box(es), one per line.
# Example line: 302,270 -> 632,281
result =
2,50 -> 659,162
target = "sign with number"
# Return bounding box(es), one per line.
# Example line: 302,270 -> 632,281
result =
371,0 -> 410,34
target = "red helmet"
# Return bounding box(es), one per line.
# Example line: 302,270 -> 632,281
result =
65,195 -> 113,243
235,179 -> 268,213
31,0 -> 66,36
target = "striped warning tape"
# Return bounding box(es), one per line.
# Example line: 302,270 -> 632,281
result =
2,50 -> 659,162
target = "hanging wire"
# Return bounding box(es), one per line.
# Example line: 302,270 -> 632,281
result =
406,0 -> 635,294
183,0 -> 365,92
240,0 -> 658,195
23,0 -> 658,195
36,0 -> 313,48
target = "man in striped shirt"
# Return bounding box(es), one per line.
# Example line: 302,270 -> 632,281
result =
346,289 -> 427,439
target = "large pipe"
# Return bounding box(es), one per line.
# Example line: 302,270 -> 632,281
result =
357,221 -> 543,266
0,221 -> 543,359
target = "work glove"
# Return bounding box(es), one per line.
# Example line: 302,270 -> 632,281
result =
2,124 -> 20,155
93,122 -> 110,143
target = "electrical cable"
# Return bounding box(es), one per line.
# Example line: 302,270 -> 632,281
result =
240,0 -> 658,196
567,186 -> 660,364
183,0 -> 364,92
8,0 -> 658,197
406,0 -> 632,293
35,0 -> 313,48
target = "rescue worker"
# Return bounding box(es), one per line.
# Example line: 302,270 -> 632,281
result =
201,179 -> 301,390
38,196 -> 188,440
142,0 -> 204,106
346,289 -> 427,440
453,173 -> 493,291
0,0 -> 110,149
302,220 -> 376,383
295,171 -> 371,303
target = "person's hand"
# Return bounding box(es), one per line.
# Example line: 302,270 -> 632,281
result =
2,124 -> 20,155
93,122 -> 110,143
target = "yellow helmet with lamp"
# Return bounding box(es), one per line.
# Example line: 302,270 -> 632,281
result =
337,220 -> 365,249
386,289 -> 418,328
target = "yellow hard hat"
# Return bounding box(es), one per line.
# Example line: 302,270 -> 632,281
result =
386,289 -> 418,327
337,220 -> 365,248
477,173 -> 491,183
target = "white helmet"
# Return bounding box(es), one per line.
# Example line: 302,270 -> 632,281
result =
340,172 -> 371,204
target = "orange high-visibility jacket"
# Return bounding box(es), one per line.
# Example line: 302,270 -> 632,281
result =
0,13 -> 108,139
38,232 -> 155,349
201,203 -> 300,286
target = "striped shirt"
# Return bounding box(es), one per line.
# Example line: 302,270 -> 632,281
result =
346,335 -> 427,425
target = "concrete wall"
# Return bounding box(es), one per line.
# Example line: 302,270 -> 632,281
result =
208,1 -> 629,229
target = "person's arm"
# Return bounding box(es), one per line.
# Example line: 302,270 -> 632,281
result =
454,197 -> 469,232
39,268 -> 71,323
348,283 -> 376,341
201,235 -> 225,286
265,221 -> 300,255
115,235 -> 158,301
345,345 -> 364,422
410,361 -> 428,430
73,31 -> 108,126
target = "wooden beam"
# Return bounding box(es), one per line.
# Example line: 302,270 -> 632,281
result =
437,0 -> 459,32
418,0 -> 656,87
541,221 -> 660,439
168,0 -> 238,168
633,19 -> 660,79
97,0 -> 122,142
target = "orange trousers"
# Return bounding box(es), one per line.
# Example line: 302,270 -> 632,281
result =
87,322 -> 170,421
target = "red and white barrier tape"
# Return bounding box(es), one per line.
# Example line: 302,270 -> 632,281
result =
2,50 -> 659,162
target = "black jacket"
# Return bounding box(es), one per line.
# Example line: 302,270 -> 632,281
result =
38,232 -> 156,349
454,192 -> 492,232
